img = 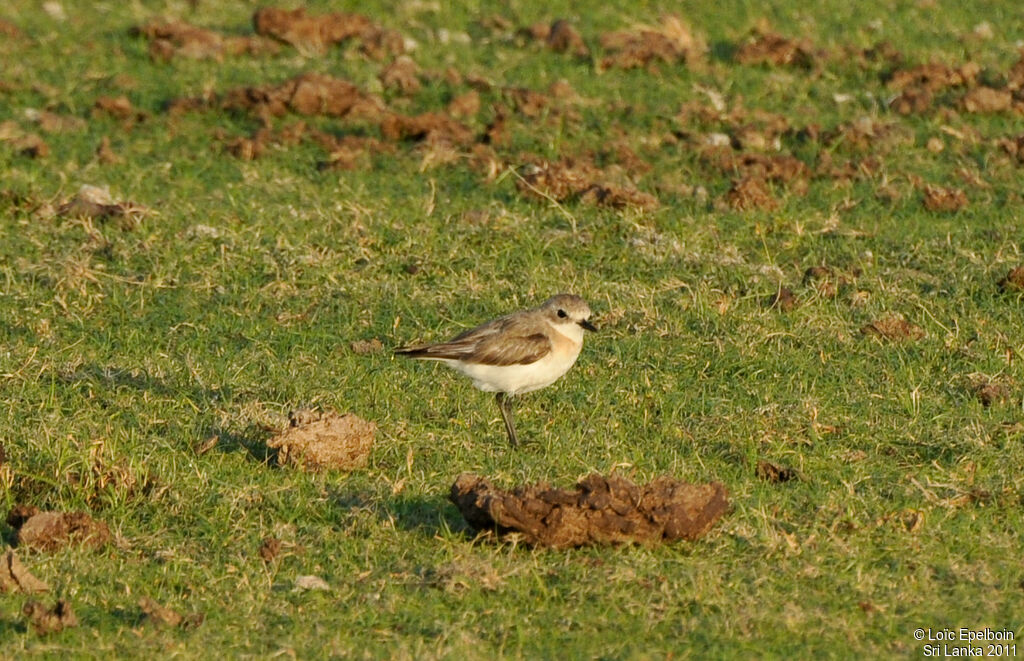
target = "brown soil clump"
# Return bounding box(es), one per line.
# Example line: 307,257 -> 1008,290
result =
756,460 -> 798,483
516,158 -> 659,210
974,383 -> 1009,407
887,61 -> 980,92
599,15 -> 705,70
701,148 -> 809,185
380,56 -> 421,95
962,86 -> 1013,113
998,266 -> 1024,292
547,20 -> 589,57
921,184 -> 968,212
266,409 -> 375,471
447,90 -> 480,118
0,121 -> 48,158
316,134 -> 393,170
380,111 -> 474,144
137,20 -> 279,61
222,73 -> 384,120
253,7 -> 370,54
860,316 -> 925,342
765,286 -> 798,311
140,597 -> 203,629
23,599 -> 78,635
999,135 -> 1024,164
0,550 -> 49,594
735,29 -> 819,68
450,473 -> 728,548
57,185 -> 149,228
258,537 -> 282,562
724,177 -> 777,210
9,508 -> 111,552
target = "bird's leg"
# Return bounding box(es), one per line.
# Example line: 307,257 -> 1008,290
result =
495,392 -> 518,448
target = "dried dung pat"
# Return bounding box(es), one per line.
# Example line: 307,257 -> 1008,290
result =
23,599 -> 78,635
11,509 -> 111,552
0,550 -> 49,594
267,409 -> 375,471
449,473 -> 729,548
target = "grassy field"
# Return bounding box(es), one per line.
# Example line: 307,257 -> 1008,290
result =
2,0 -> 1024,657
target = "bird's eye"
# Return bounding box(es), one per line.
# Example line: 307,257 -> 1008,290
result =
557,309 -> 567,318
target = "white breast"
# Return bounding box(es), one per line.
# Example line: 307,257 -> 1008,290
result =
442,327 -> 583,395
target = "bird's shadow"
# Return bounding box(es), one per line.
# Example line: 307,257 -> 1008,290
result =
327,486 -> 468,538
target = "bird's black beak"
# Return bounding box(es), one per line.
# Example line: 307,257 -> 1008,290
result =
579,319 -> 598,332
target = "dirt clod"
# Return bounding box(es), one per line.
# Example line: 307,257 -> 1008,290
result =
449,473 -> 729,548
599,15 -> 705,71
23,599 -> 78,635
546,20 -> 589,57
516,158 -> 659,210
253,7 -> 373,55
258,537 -> 282,562
11,509 -> 111,552
57,185 -> 149,228
756,460 -> 798,483
724,177 -> 778,210
921,184 -> 968,212
997,266 -> 1024,292
136,20 -> 278,61
735,29 -> 819,69
0,550 -> 49,594
380,56 -> 421,95
222,72 -> 383,120
765,287 -> 798,311
266,409 -> 375,471
140,596 -> 204,629
860,316 -> 925,342
963,86 -> 1012,113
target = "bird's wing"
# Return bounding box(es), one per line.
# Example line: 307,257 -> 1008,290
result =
396,314 -> 551,366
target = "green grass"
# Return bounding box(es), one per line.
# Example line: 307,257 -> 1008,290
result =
2,0 -> 1023,657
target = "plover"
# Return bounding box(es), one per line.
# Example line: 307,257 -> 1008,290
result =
396,294 -> 596,447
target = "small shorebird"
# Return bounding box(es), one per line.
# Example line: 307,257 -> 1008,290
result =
395,294 -> 597,447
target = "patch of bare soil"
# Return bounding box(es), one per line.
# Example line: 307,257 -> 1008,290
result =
860,316 -> 925,342
700,148 -> 810,186
0,550 -> 49,594
723,176 -> 778,210
139,597 -> 204,629
515,158 -> 659,210
998,266 -> 1024,292
136,20 -> 280,61
8,506 -> 111,551
920,184 -> 968,212
756,460 -> 798,483
599,15 -> 706,71
253,7 -> 402,59
57,184 -> 149,229
449,472 -> 729,548
266,409 -> 375,471
734,27 -> 820,69
23,599 -> 78,635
